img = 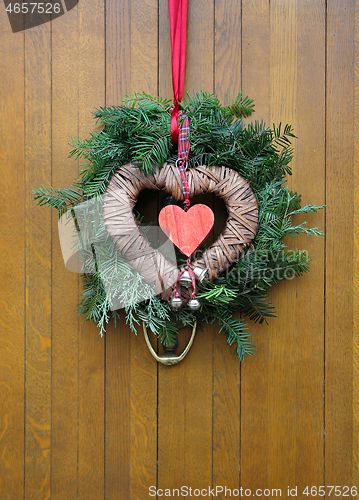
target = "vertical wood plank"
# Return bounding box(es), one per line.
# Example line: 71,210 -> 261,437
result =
159,0 -> 172,100
242,0 -> 326,492
158,0 -> 214,494
214,0 -> 241,103
24,23 -> 52,500
185,0 -> 214,95
326,0 -> 354,487
354,0 -> 359,485
0,12 -> 25,500
130,0 -> 159,94
77,0 -> 106,498
212,314 -> 240,494
51,5 -> 80,498
106,0 -> 131,106
242,0 -> 270,120
105,322 -> 131,500
212,0 -> 241,493
105,2 -> 131,498
291,0 -> 325,486
269,0 -> 325,491
241,0 -> 271,488
129,1 -> 159,499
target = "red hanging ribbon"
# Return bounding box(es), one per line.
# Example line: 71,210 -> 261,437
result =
168,0 -> 188,146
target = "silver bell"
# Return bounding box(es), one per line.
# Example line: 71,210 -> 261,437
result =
188,298 -> 201,311
170,295 -> 183,311
177,270 -> 192,288
193,267 -> 209,283
177,267 -> 209,287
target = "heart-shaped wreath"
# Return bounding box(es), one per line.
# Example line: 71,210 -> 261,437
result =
103,163 -> 258,299
33,91 -> 324,360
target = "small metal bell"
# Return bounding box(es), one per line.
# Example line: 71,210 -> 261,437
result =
193,267 -> 209,283
177,270 -> 192,288
188,297 -> 201,311
170,295 -> 183,311
177,267 -> 209,288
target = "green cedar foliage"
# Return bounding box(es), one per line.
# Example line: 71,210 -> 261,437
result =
33,90 -> 324,360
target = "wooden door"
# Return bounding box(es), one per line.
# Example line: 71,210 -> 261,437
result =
0,0 -> 358,498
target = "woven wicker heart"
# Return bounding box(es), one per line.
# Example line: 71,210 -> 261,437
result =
159,204 -> 214,257
103,163 -> 258,300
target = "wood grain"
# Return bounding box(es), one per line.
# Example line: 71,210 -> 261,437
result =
292,0 -> 325,488
0,10 -> 25,500
105,322 -> 131,500
326,0 -> 355,488
129,1 -> 159,499
105,0 -> 132,499
214,0 -> 241,103
354,0 -> 359,486
270,0 -> 324,492
24,22 -> 52,500
130,0 -> 158,94
241,0 -> 271,489
241,0 -> 270,119
213,0 -> 242,493
242,0 -> 326,494
159,0 -> 172,100
51,5 -> 80,499
77,0 -> 106,497
106,0 -> 131,106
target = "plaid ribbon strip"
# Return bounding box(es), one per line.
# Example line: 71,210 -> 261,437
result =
178,113 -> 190,162
177,112 -> 191,211
177,160 -> 190,211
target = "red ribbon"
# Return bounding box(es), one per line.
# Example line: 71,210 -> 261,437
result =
168,0 -> 188,146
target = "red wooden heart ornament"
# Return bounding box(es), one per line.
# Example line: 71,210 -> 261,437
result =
159,204 -> 214,258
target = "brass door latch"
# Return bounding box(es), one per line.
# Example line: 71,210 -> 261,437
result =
142,321 -> 197,366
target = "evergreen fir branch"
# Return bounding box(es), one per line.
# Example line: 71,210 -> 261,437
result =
286,203 -> 326,217
158,321 -> 179,346
209,311 -> 256,361
197,283 -> 238,304
33,184 -> 83,215
172,307 -> 197,327
69,136 -> 95,161
183,89 -> 221,117
122,92 -> 172,114
78,273 -> 110,336
132,133 -> 172,172
283,222 -> 324,237
222,91 -> 255,119
135,296 -> 172,335
271,123 -> 297,147
82,161 -> 123,197
240,294 -> 276,324
124,304 -> 140,333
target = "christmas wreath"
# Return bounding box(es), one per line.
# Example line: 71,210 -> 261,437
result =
33,90 -> 324,360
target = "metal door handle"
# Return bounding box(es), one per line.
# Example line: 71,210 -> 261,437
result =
142,321 -> 197,365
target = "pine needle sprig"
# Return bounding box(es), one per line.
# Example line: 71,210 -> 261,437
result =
222,90 -> 255,119
33,184 -> 84,216
202,310 -> 256,361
